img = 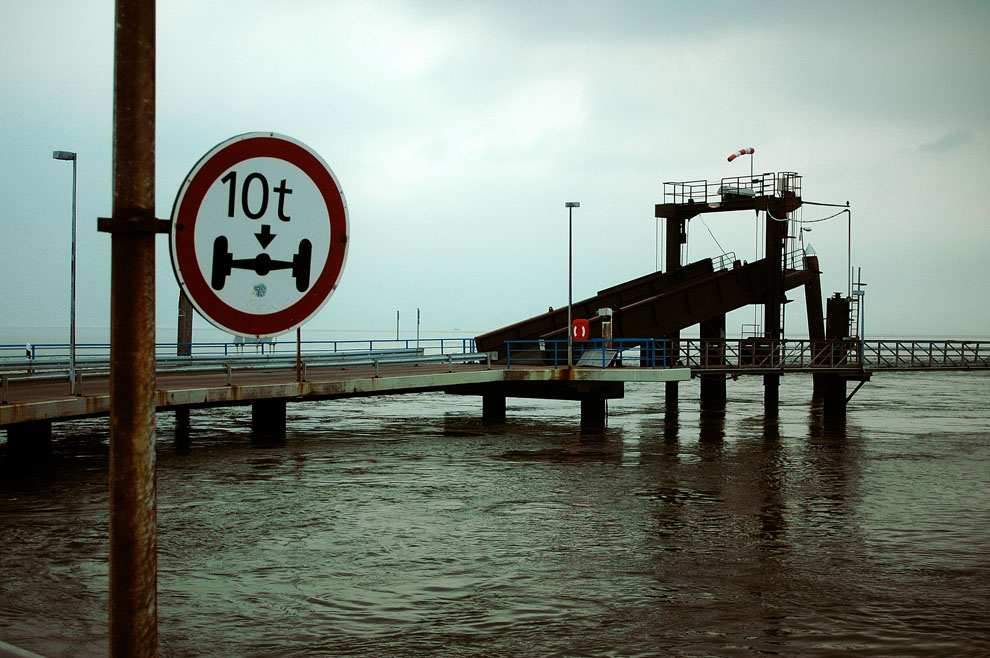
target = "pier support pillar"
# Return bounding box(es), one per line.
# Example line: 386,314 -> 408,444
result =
700,377 -> 726,407
664,381 -> 679,414
177,292 -> 193,356
762,197 -> 789,419
764,374 -> 780,418
6,420 -> 52,459
820,375 -> 847,420
660,212 -> 686,416
816,293 -> 853,394
482,394 -> 506,421
580,396 -> 607,429
699,314 -> 727,408
174,408 -> 191,452
252,400 -> 286,443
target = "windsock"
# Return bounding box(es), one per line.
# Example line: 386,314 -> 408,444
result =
727,147 -> 755,163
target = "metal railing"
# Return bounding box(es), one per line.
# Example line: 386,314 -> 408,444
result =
1,349 -> 496,404
711,252 -> 737,271
505,339 -> 671,370
671,339 -> 990,372
0,337 -> 477,365
862,341 -> 990,370
663,172 -> 802,206
4,339 -> 987,404
1,338 -> 488,403
785,246 -> 807,271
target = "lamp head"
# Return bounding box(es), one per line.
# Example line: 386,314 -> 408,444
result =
564,202 -> 580,208
52,150 -> 76,161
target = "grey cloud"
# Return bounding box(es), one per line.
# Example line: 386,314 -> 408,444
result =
919,130 -> 975,153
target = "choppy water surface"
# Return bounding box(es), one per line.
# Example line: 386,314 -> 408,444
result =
2,372 -> 988,657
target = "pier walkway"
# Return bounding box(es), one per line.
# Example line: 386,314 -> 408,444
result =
0,338 -> 691,451
2,338 -> 987,431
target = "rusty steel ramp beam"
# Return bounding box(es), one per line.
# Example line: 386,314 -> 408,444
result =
476,259 -> 715,356
609,260 -> 816,340
476,258 -> 818,357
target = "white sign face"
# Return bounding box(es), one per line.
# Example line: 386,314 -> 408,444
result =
170,133 -> 348,337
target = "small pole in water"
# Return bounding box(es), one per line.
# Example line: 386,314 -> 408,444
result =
296,327 -> 302,382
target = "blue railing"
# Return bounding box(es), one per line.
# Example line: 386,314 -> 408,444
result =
505,339 -> 670,369
0,337 -> 478,365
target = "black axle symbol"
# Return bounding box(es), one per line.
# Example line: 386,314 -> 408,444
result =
211,236 -> 312,292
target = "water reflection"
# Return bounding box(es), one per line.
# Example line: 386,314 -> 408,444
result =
662,411 -> 678,446
698,407 -> 725,445
757,418 -> 786,548
809,388 -> 847,440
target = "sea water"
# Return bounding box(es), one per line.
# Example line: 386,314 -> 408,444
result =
1,371 -> 988,657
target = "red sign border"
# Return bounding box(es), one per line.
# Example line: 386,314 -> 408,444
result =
170,133 -> 348,337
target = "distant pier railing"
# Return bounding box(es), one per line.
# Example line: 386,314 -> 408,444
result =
861,340 -> 990,370
676,339 -> 990,372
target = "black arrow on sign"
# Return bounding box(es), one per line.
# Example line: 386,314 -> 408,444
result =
255,224 -> 276,249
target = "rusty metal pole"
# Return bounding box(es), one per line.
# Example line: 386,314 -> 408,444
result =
106,0 -> 158,655
296,327 -> 302,381
663,214 -> 684,412
177,291 -> 193,356
763,200 -> 786,418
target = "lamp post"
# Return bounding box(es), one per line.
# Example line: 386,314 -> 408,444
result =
845,203 -> 852,298
53,150 -> 78,395
565,201 -> 580,368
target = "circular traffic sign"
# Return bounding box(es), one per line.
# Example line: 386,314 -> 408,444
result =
169,133 -> 348,337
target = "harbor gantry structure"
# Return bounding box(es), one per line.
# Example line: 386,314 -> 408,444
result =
655,171 -> 803,414
476,170 -> 865,415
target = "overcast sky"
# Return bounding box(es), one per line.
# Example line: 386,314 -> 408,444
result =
2,0 -> 988,343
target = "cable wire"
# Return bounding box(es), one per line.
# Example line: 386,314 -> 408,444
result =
700,216 -> 727,255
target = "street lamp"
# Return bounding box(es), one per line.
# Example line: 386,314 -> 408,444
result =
565,201 -> 580,368
53,150 -> 78,395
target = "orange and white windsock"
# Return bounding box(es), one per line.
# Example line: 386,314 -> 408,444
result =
727,147 -> 755,163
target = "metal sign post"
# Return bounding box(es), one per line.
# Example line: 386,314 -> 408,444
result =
103,1 -> 160,655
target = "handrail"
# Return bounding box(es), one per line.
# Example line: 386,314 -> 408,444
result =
785,246 -> 807,270
711,252 -> 737,271
503,338 -> 990,372
505,339 -> 671,370
1,339 -> 490,404
673,339 -> 990,372
0,337 -> 478,364
1,350 -> 495,403
663,171 -> 802,206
